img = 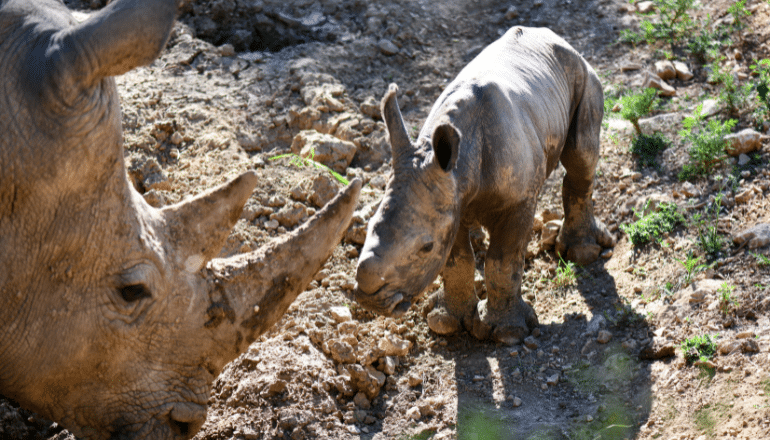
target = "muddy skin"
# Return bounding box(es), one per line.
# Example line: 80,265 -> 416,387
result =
355,26 -> 614,345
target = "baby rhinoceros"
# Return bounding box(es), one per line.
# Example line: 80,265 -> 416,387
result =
355,26 -> 614,344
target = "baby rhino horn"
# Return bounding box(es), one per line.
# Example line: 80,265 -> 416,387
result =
161,171 -> 258,273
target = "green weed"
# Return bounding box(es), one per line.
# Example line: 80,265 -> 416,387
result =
674,251 -> 708,286
678,104 -> 737,180
727,0 -> 751,31
681,333 -> 718,364
619,88 -> 659,135
269,152 -> 350,185
621,201 -> 684,246
718,282 -> 738,315
554,255 -> 578,288
710,58 -> 752,117
693,195 -> 726,258
685,23 -> 729,64
630,132 -> 669,169
750,59 -> 770,126
752,251 -> 770,267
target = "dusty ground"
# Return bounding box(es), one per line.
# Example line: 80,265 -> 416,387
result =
3,0 -> 770,439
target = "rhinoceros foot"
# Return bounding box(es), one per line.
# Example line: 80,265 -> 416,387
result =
424,290 -> 475,335
556,218 -> 615,266
470,296 -> 538,345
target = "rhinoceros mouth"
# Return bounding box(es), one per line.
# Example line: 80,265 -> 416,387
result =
353,285 -> 413,317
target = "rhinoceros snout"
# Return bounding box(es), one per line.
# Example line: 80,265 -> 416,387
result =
166,402 -> 207,439
355,251 -> 386,295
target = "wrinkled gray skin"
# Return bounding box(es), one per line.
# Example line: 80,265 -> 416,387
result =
0,0 -> 361,439
355,27 -> 614,345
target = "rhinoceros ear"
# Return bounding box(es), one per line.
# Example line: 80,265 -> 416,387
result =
431,123 -> 460,172
55,0 -> 176,85
381,83 -> 413,169
161,171 -> 258,273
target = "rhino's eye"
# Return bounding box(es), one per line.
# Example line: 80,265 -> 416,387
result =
119,284 -> 152,303
419,242 -> 434,255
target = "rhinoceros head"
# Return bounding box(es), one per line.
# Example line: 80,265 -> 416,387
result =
0,0 -> 361,439
354,84 -> 462,317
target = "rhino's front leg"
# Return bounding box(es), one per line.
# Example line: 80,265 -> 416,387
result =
471,205 -> 538,345
426,223 -> 478,335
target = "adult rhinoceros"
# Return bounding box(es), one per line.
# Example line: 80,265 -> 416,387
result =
0,0 -> 361,438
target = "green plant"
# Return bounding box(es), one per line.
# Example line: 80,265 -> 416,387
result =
751,59 -> 770,124
710,58 -> 752,116
718,282 -> 738,314
631,133 -> 669,169
554,255 -> 577,287
678,105 -> 737,180
621,201 -> 684,245
269,152 -> 350,185
753,251 -> 770,267
674,251 -> 708,286
694,195 -> 726,258
681,333 -> 718,364
685,23 -> 729,64
619,88 -> 659,135
727,0 -> 751,31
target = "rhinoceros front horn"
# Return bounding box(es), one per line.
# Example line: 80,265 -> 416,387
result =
206,178 -> 362,349
162,171 -> 259,273
381,83 -> 414,170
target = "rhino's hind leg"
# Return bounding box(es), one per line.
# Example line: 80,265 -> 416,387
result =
471,205 -> 538,345
426,223 -> 478,335
556,74 -> 615,265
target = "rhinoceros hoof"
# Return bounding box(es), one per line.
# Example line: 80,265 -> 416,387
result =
424,291 -> 466,335
557,221 -> 614,265
470,298 -> 538,345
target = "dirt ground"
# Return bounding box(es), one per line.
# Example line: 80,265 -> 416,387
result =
3,0 -> 770,439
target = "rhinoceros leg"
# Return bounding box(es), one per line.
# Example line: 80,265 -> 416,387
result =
426,223 -> 477,335
556,75 -> 615,265
471,202 -> 538,345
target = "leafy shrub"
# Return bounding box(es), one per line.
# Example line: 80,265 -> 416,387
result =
709,59 -> 752,116
681,334 -> 718,364
621,201 -> 684,245
619,88 -> 659,135
678,105 -> 737,180
693,195 -> 726,258
631,132 -> 669,169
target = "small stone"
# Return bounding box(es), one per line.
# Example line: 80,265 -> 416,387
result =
636,1 -> 655,13
408,374 -> 423,387
654,60 -> 676,80
377,39 -> 400,56
724,128 -> 763,157
378,356 -> 398,375
546,373 -> 559,386
378,332 -> 412,357
733,223 -> 770,249
328,340 -> 357,364
218,43 -> 235,57
735,188 -> 755,204
524,336 -> 538,349
673,61 -> 694,80
640,336 -> 676,359
353,392 -> 371,410
736,331 -> 755,339
504,5 -> 519,19
265,219 -> 280,230
620,62 -> 643,72
642,71 -> 676,97
540,220 -> 562,249
600,248 -> 613,259
406,406 -> 421,420
698,99 -> 720,117
597,330 -> 612,344
513,397 -> 522,407
330,306 -> 352,323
